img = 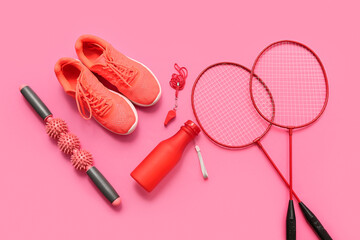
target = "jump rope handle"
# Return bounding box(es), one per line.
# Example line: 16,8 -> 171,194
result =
299,202 -> 332,240
20,86 -> 121,206
286,200 -> 296,240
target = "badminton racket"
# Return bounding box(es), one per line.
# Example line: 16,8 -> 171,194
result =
250,41 -> 330,240
192,62 -> 331,240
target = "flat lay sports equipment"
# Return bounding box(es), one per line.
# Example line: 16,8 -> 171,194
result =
20,85 -> 121,206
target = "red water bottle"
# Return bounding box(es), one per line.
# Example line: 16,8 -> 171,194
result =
131,120 -> 200,192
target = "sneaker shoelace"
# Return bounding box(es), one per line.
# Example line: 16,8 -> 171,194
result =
75,71 -> 112,120
92,43 -> 138,87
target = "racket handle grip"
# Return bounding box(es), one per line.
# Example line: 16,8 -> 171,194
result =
86,166 -> 121,207
299,202 -> 332,240
20,85 -> 52,120
286,200 -> 296,240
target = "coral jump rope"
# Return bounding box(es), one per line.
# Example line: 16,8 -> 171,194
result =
20,85 -> 121,207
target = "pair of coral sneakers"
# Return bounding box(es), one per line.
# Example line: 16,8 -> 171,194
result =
55,35 -> 161,135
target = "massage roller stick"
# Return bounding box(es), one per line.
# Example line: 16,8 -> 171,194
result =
20,85 -> 121,207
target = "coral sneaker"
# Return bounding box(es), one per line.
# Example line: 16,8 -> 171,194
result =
75,34 -> 161,107
54,57 -> 138,135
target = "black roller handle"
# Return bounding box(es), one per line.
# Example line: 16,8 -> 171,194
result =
287,200 -> 296,240
87,166 -> 120,206
299,202 -> 332,240
20,85 -> 52,120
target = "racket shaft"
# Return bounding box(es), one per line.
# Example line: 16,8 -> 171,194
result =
289,129 -> 293,200
256,142 -> 300,202
257,142 -> 332,239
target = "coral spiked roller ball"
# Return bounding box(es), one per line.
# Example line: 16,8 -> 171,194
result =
58,132 -> 80,154
45,117 -> 68,139
71,149 -> 94,171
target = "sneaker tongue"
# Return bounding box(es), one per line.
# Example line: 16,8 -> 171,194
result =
92,53 -> 108,66
79,70 -> 96,90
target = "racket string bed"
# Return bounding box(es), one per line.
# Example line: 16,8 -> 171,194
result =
192,63 -> 271,147
251,41 -> 328,128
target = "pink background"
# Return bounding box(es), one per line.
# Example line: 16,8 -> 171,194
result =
1,0 -> 359,239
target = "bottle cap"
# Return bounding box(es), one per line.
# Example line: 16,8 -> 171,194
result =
184,120 -> 201,135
